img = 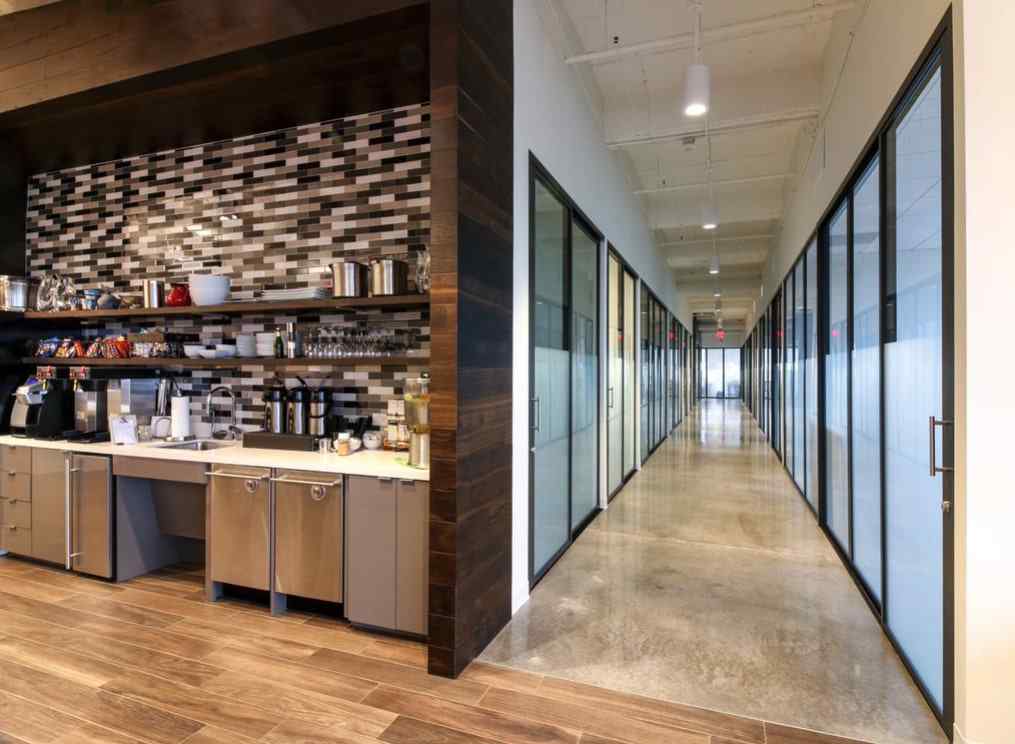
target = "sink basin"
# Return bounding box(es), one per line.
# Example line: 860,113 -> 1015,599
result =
157,440 -> 237,451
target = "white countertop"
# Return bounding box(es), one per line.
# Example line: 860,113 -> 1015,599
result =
0,435 -> 429,482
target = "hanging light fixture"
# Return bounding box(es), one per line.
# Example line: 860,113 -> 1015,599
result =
708,238 -> 720,275
683,2 -> 709,118
713,287 -> 721,298
701,197 -> 718,230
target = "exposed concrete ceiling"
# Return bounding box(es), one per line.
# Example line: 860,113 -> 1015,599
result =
556,0 -> 857,324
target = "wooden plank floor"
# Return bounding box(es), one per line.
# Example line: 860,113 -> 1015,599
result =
0,556 -> 870,744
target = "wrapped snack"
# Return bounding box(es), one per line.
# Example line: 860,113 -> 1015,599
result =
85,339 -> 104,358
35,338 -> 60,358
55,338 -> 76,358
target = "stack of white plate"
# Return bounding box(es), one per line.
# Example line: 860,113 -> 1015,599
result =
255,331 -> 277,357
260,287 -> 328,301
236,334 -> 256,357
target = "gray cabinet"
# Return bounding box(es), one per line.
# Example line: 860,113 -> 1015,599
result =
1,444 -> 33,556
273,470 -> 343,603
30,448 -> 66,565
207,466 -> 271,591
345,476 -> 429,636
69,454 -> 113,579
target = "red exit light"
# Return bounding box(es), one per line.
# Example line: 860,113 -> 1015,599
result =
716,329 -> 727,342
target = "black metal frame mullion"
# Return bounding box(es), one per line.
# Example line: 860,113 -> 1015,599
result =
846,190 -> 855,560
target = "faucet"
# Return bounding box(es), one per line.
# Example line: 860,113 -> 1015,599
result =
205,386 -> 241,440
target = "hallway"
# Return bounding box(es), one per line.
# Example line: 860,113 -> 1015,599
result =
482,400 -> 946,744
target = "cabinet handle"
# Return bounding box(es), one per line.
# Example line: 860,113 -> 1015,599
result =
7,470 -> 15,476
207,471 -> 269,481
310,485 -> 327,501
270,475 -> 342,488
378,477 -> 393,483
400,479 -> 417,487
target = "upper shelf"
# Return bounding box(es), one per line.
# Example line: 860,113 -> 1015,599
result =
21,294 -> 429,321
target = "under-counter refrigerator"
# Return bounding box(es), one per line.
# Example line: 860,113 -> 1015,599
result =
30,449 -> 113,578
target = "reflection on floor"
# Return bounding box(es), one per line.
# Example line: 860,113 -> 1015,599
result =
481,399 -> 947,744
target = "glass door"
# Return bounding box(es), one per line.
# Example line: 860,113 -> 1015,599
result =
529,162 -> 603,585
571,218 -> 599,530
884,56 -> 951,720
531,178 -> 570,579
607,253 -> 623,496
825,201 -> 850,552
623,271 -> 636,476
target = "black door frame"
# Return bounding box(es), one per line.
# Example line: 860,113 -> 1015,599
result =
606,245 -> 639,502
528,153 -> 603,589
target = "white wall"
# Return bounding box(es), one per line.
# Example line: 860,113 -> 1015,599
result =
756,0 -> 952,322
953,4 -> 1015,742
512,0 -> 689,612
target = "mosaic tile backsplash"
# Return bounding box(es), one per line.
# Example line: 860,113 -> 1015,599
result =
24,103 -> 430,429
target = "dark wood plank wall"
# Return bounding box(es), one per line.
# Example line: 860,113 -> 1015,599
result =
0,0 -> 423,113
428,0 -> 514,678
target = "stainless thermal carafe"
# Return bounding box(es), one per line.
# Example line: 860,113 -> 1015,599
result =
263,388 -> 286,433
142,279 -> 164,308
308,388 -> 330,437
287,386 -> 309,435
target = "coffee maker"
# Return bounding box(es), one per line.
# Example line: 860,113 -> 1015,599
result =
65,366 -> 108,441
10,377 -> 44,436
24,366 -> 73,439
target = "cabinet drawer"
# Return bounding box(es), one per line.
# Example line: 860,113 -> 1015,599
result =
1,445 -> 32,475
274,471 -> 343,603
3,498 -> 30,529
1,524 -> 31,555
1,471 -> 31,502
208,466 -> 270,591
113,457 -> 207,484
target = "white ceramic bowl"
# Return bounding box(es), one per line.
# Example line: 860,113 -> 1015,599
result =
183,344 -> 204,359
188,274 -> 231,306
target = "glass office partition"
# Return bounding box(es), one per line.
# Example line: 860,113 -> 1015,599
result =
640,289 -> 650,462
531,178 -> 570,579
805,240 -> 819,507
623,271 -> 637,476
784,279 -> 795,476
885,61 -> 948,713
724,348 -> 741,398
825,201 -> 850,551
529,162 -> 602,585
570,219 -> 599,530
607,253 -> 624,497
793,261 -> 806,491
706,348 -> 723,397
852,160 -> 882,601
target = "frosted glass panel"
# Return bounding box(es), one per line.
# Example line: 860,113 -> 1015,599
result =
784,285 -> 794,476
793,263 -> 805,491
885,66 -> 943,711
724,349 -> 741,398
852,161 -> 882,602
825,203 -> 850,550
706,348 -> 723,397
532,181 -> 569,575
623,272 -> 636,474
607,256 -> 623,494
640,290 -> 650,461
805,241 -> 819,507
571,220 -> 599,529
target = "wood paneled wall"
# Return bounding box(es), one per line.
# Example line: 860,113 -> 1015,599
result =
0,0 -> 422,113
428,0 -> 514,678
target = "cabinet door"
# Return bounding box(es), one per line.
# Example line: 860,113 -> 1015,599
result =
209,467 -> 270,590
2,444 -> 32,474
31,449 -> 66,565
345,476 -> 396,629
71,454 -> 113,578
396,479 -> 429,635
274,471 -> 343,603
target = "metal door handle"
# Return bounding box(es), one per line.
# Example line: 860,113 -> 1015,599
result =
207,471 -> 268,481
65,458 -> 79,570
531,397 -> 540,432
608,387 -> 614,409
929,416 -> 953,476
310,485 -> 327,501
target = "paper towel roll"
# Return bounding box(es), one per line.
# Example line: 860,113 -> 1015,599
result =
171,395 -> 191,440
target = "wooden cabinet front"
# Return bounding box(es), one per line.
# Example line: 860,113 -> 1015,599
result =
274,470 -> 343,603
208,466 -> 270,591
30,448 -> 66,565
345,476 -> 398,630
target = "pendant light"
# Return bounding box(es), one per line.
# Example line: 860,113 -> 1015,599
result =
683,2 -> 709,118
708,238 -> 720,275
701,197 -> 718,231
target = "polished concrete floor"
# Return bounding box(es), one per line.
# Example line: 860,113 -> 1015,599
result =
481,399 -> 947,744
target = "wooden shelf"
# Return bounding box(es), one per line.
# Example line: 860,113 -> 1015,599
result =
22,355 -> 427,370
21,294 -> 429,321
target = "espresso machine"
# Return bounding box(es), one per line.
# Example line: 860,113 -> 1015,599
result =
10,377 -> 44,436
24,366 -> 73,439
405,372 -> 430,468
